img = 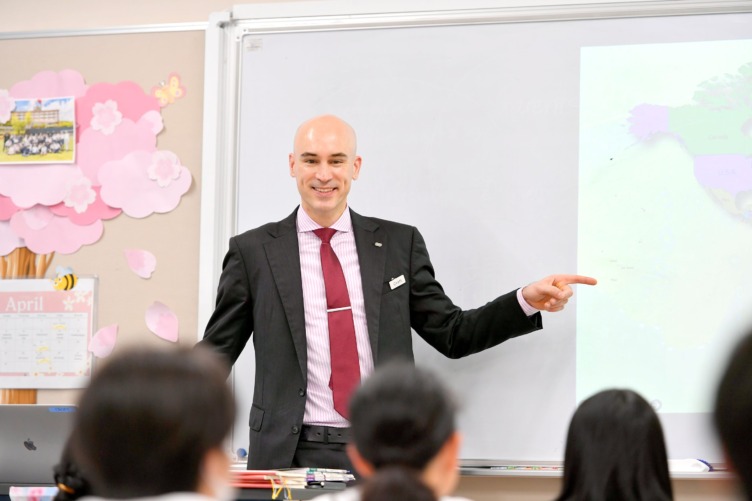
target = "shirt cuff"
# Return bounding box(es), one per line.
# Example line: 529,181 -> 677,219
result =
516,287 -> 539,316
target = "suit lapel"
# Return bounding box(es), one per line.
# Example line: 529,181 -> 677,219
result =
351,209 -> 387,363
264,209 -> 308,383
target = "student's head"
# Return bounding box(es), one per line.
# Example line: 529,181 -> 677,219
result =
361,467 -> 437,501
556,389 -> 672,501
288,115 -> 362,227
69,347 -> 235,499
715,330 -> 752,499
347,361 -> 460,498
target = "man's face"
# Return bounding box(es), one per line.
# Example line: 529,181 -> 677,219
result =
289,118 -> 361,226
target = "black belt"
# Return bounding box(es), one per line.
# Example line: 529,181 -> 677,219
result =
300,425 -> 352,444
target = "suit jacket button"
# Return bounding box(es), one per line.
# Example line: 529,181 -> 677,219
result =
291,425 -> 299,434
298,388 -> 305,397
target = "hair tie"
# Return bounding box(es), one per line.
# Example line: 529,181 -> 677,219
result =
57,483 -> 75,495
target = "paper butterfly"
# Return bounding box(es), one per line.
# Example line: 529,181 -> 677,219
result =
152,73 -> 186,107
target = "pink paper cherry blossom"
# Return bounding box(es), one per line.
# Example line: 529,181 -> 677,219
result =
63,176 -> 96,214
50,186 -> 121,226
145,301 -> 178,342
0,195 -> 20,221
9,69 -> 87,100
90,100 -> 123,135
138,110 -> 164,135
77,81 -> 159,136
76,119 -> 158,186
10,206 -> 103,255
89,324 -> 118,358
0,89 -> 13,123
0,221 -> 24,256
99,150 -> 191,218
148,151 -> 182,187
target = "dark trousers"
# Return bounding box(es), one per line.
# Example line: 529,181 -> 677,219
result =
292,439 -> 358,477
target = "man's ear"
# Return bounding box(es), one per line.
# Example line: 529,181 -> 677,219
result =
289,153 -> 296,177
352,155 -> 362,180
347,443 -> 375,477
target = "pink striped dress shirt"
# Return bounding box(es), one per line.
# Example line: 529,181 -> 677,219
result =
297,207 -> 374,427
295,206 -> 537,426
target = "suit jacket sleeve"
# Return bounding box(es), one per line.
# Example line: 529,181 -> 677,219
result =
198,236 -> 254,367
408,226 -> 542,359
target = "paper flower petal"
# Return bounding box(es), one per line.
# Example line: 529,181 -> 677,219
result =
145,302 -> 178,342
124,249 -> 156,279
89,324 -> 118,358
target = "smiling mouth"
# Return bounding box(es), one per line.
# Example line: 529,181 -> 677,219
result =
313,187 -> 335,194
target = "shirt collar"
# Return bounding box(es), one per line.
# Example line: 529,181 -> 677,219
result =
296,206 -> 352,234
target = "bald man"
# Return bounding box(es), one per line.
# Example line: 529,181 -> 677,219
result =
201,115 -> 596,471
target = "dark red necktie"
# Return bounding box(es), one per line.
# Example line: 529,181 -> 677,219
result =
313,228 -> 360,419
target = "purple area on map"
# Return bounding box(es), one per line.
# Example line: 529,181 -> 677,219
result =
628,104 -> 670,140
694,154 -> 752,195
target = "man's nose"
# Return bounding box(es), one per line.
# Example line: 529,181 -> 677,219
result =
315,165 -> 333,182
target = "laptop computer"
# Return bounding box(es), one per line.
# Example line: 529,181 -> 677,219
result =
0,405 -> 76,486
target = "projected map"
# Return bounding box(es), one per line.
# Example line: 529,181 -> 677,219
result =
577,40 -> 752,413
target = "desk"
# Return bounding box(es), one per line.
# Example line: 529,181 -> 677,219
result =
0,484 -> 344,501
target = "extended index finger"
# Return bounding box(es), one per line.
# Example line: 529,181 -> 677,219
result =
552,275 -> 597,287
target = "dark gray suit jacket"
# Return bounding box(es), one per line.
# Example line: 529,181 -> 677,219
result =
200,208 -> 542,469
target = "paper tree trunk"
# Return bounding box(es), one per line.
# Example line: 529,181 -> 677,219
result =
0,247 -> 54,404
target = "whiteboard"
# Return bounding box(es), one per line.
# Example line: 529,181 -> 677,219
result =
200,0 -> 752,463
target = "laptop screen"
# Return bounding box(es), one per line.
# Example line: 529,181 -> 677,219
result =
0,405 -> 76,486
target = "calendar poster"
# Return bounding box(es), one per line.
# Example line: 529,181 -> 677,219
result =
0,278 -> 97,388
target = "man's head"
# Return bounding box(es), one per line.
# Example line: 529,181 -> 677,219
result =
347,361 -> 460,498
715,329 -> 752,499
69,347 -> 235,499
289,115 -> 361,227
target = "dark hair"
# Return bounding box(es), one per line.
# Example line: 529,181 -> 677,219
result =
52,440 -> 92,501
556,389 -> 673,501
361,466 -> 437,501
349,361 -> 457,470
69,347 -> 235,498
715,330 -> 752,499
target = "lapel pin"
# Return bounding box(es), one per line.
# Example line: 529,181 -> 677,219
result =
374,242 -> 382,247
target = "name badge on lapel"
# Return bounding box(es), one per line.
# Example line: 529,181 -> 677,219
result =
389,275 -> 406,290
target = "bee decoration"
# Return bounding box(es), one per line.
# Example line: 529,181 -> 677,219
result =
52,266 -> 77,291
